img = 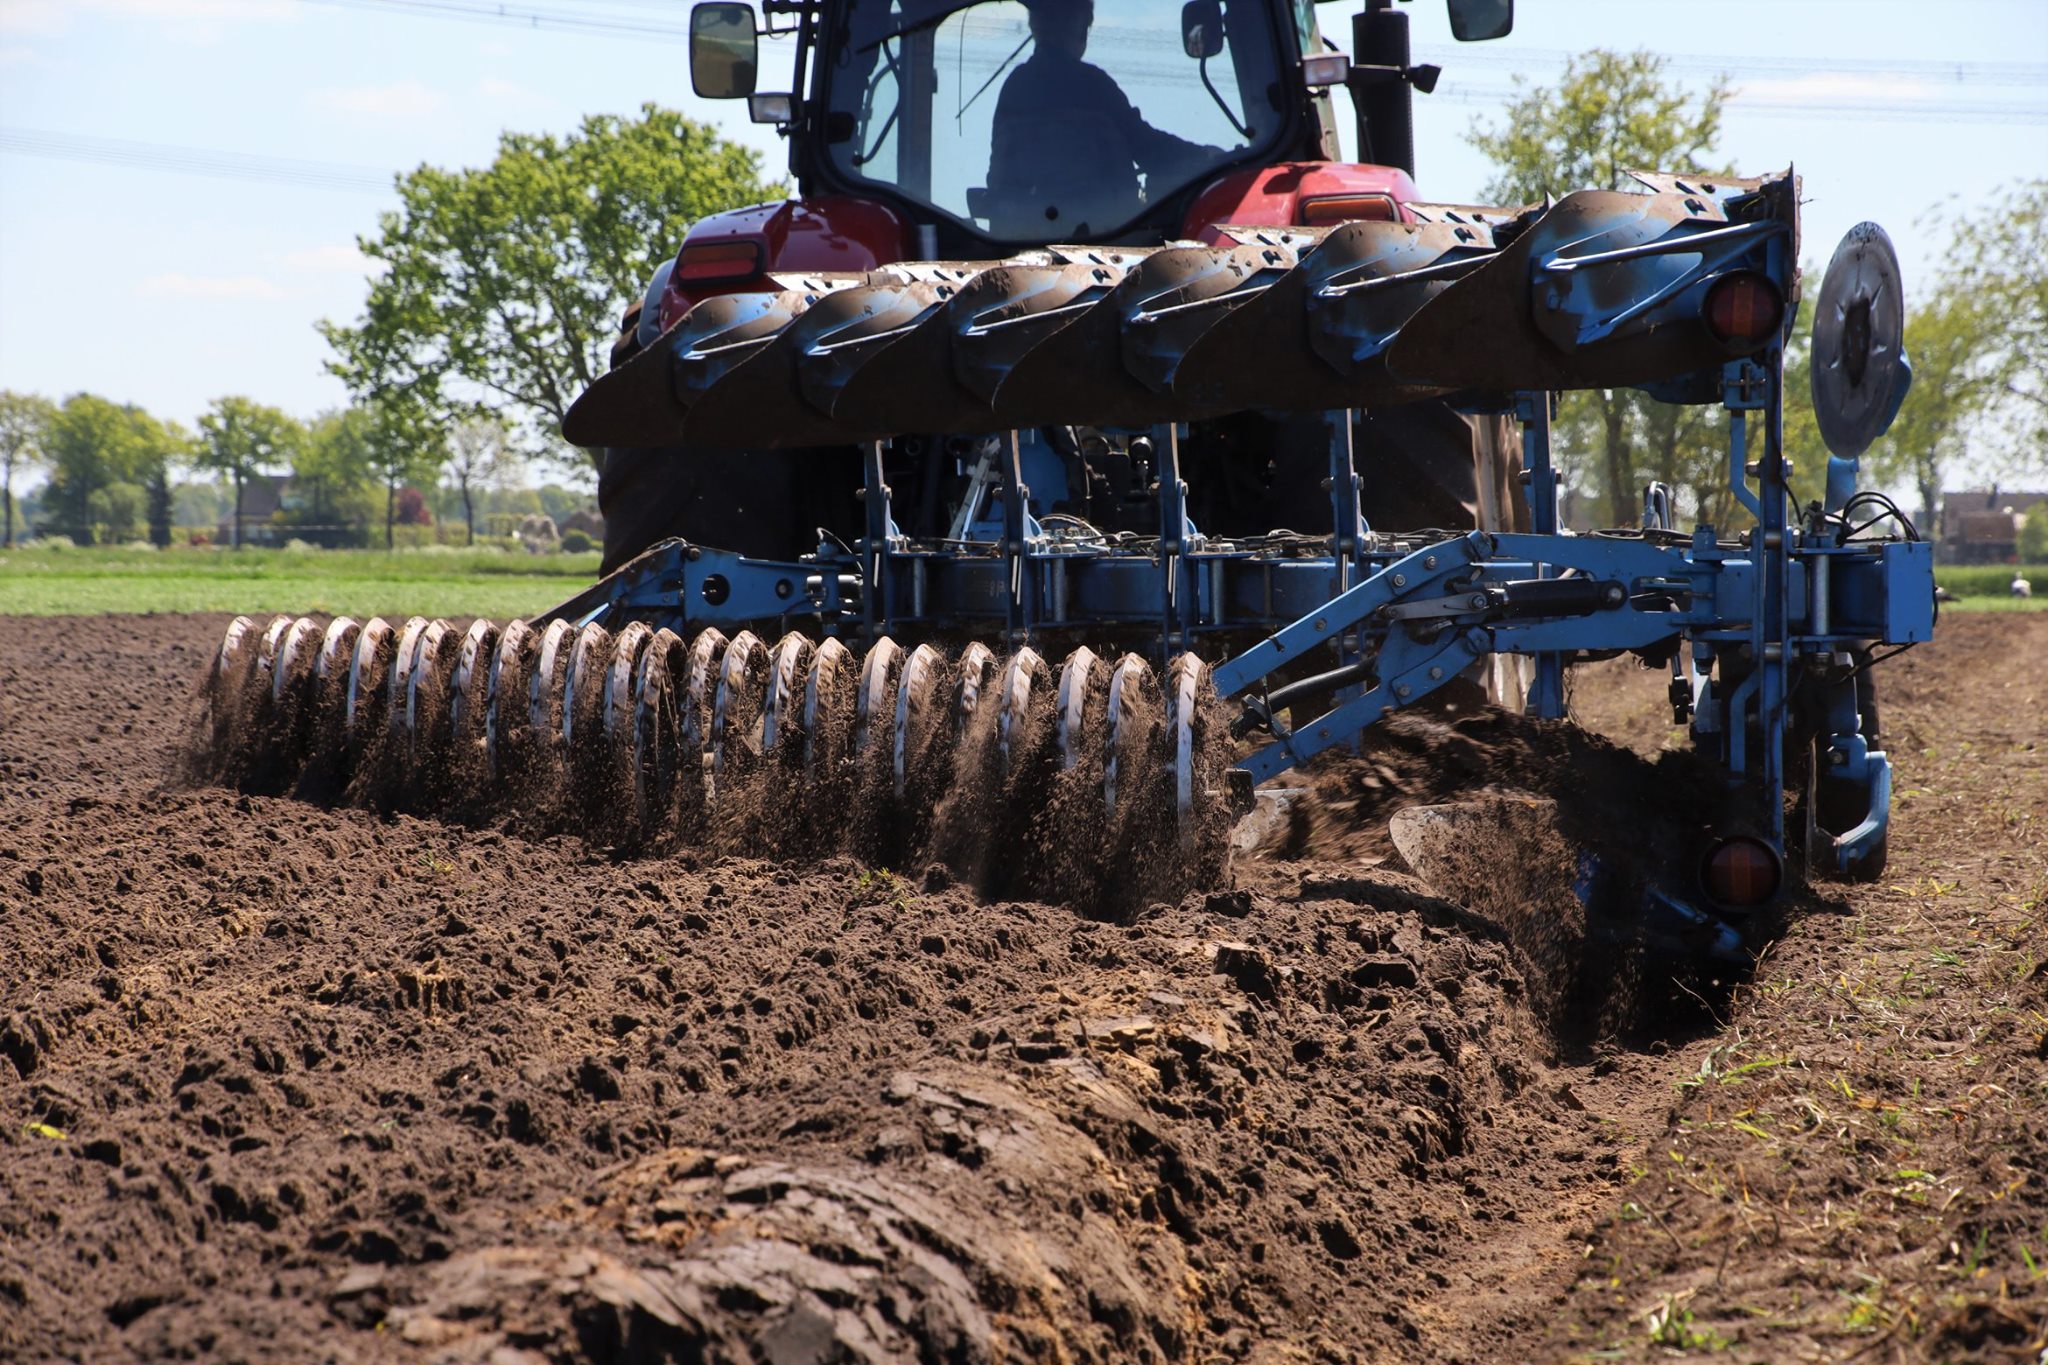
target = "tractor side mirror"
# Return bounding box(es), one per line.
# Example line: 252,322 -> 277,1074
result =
1445,0 -> 1512,41
691,2 -> 759,99
1181,0 -> 1223,60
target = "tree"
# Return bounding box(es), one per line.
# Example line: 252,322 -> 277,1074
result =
1467,50 -> 1732,526
394,486 -> 434,526
0,391 -> 56,547
89,482 -> 146,544
195,397 -> 303,549
446,415 -> 525,545
146,464 -> 174,548
360,401 -> 447,550
40,395 -> 175,545
2019,509 -> 2048,564
1944,178 -> 2047,468
295,407 -> 379,542
1862,292 -> 2000,534
322,104 -> 774,467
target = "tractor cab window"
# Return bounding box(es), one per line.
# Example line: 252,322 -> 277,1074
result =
824,0 -> 1287,242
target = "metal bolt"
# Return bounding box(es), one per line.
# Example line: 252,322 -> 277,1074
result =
1313,617 -> 1326,632
1428,667 -> 1443,680
1423,555 -> 1437,570
1828,749 -> 1849,767
1391,573 -> 1407,588
1318,727 -> 1329,739
1395,683 -> 1411,698
1470,593 -> 1487,609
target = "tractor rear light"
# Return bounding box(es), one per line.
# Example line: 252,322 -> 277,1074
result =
1700,836 -> 1782,908
1299,193 -> 1399,227
1703,271 -> 1784,348
674,240 -> 764,284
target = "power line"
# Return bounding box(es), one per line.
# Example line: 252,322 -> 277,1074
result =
298,0 -> 696,42
296,0 -> 2048,123
0,127 -> 394,192
297,0 -> 2048,90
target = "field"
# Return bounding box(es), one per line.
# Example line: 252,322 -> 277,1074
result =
2,545 -> 2043,619
0,610 -> 2042,1361
0,545 -> 602,619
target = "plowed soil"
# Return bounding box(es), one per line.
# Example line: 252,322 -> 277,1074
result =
1,613 -> 2041,1363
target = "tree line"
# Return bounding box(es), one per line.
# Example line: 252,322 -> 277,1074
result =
0,391 -> 583,550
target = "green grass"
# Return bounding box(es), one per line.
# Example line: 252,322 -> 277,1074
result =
6,544 -> 2041,619
1940,596 -> 2048,613
1936,564 -> 2045,598
0,544 -> 602,618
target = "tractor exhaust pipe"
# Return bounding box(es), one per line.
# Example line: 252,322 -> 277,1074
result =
1352,0 -> 1416,177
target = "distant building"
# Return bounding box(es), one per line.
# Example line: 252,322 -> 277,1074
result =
216,474 -> 297,547
1940,487 -> 2048,564
560,507 -> 605,540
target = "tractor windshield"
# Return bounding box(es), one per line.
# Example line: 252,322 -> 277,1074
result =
822,0 -> 1290,242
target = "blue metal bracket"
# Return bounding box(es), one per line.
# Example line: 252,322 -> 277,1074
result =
1514,392 -> 1566,717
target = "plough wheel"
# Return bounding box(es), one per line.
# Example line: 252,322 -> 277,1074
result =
996,649 -> 1046,776
197,625 -> 1236,886
893,643 -> 944,798
1104,653 -> 1154,816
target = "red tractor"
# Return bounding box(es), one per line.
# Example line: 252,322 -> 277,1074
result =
589,0 -> 1520,576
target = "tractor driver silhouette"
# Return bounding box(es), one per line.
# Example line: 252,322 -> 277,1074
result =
986,0 -> 1219,237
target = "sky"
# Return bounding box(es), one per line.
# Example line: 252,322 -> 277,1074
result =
2,0 -> 2045,455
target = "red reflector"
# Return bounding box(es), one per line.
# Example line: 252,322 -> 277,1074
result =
674,240 -> 764,283
1703,271 -> 1784,347
1700,836 -> 1782,908
1299,193 -> 1399,227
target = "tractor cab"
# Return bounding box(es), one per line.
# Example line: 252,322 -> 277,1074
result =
817,0 -> 1294,243
689,0 -> 1512,253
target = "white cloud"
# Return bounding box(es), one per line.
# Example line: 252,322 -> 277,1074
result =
1736,73 -> 1934,106
0,41 -> 49,63
281,243 -> 379,274
311,78 -> 446,119
139,272 -> 286,300
479,38 -> 513,58
478,77 -> 525,99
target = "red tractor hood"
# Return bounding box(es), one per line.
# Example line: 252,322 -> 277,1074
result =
658,163 -> 1422,332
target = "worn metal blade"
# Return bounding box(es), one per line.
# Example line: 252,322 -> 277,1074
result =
564,171 -> 1800,453
683,278 -> 961,449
